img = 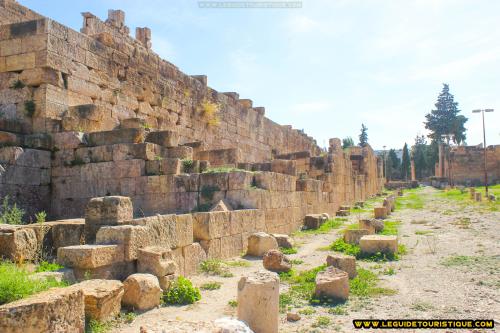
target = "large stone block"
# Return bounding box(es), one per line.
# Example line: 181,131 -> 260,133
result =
374,207 -> 387,219
314,266 -> 349,301
303,214 -> 326,230
270,159 -> 296,176
53,131 -> 87,150
237,271 -> 279,333
193,211 -> 230,241
145,130 -> 179,148
138,246 -> 177,277
96,224 -> 149,261
263,249 -> 291,273
57,244 -> 124,269
0,287 -> 84,333
122,273 -> 162,311
85,196 -> 133,242
0,225 -> 38,261
228,171 -> 254,190
88,128 -> 145,146
326,254 -> 357,279
174,214 -> 194,248
50,219 -> 85,249
145,158 -> 181,175
344,229 -> 370,245
246,232 -> 278,257
182,242 -> 207,276
359,235 -> 398,255
73,279 -> 124,321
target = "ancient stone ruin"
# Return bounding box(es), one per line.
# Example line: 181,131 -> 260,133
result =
0,1 -> 386,331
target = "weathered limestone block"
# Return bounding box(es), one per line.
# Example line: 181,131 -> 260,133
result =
326,254 -> 357,279
145,158 -> 181,175
96,225 -> 149,261
246,232 -> 278,257
138,246 -> 177,277
145,130 -> 179,148
85,196 -> 133,242
314,266 -> 349,301
122,273 -> 162,311
197,148 -> 240,167
44,220 -> 81,247
120,118 -> 146,129
199,238 -> 221,259
343,229 -> 370,245
474,192 -> 482,202
228,171 -> 254,190
358,219 -> 376,234
263,249 -> 291,273
158,273 -> 178,291
374,207 -> 387,219
0,225 -> 38,261
336,209 -> 350,217
270,159 -> 296,176
31,269 -> 75,284
165,146 -> 193,159
57,244 -> 124,269
359,235 -> 398,255
0,287 -> 85,333
271,233 -> 294,249
174,214 -> 194,248
237,271 -> 279,333
73,279 -> 124,321
303,214 -> 326,230
193,211 -> 230,241
469,188 -> 476,199
183,242 -> 207,276
52,131 -> 87,150
88,128 -> 145,146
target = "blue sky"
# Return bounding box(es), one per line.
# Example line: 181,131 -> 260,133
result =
21,0 -> 500,149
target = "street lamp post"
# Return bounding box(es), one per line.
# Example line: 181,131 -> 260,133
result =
472,108 -> 494,199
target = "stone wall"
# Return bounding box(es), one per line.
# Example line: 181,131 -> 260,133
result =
435,144 -> 500,186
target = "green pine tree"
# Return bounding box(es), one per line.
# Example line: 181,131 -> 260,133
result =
401,143 -> 411,181
425,83 -> 468,145
358,124 -> 368,147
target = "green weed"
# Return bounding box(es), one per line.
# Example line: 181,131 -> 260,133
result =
200,282 -> 221,290
162,276 -> 201,305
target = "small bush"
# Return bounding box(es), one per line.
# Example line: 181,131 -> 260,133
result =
227,299 -> 238,308
181,159 -> 194,173
0,196 -> 25,225
85,319 -> 113,333
35,211 -> 47,224
199,99 -> 220,126
0,261 -> 67,305
163,276 -> 201,305
35,261 -> 63,273
10,80 -> 25,89
24,100 -> 36,117
200,282 -> 221,290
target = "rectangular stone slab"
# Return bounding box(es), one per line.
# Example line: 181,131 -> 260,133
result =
57,244 -> 124,269
359,235 -> 398,255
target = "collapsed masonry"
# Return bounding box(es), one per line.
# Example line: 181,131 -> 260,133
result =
0,1 -> 384,271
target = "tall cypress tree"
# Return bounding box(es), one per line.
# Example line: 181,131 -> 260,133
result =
424,84 -> 468,144
401,143 -> 411,181
359,124 -> 368,147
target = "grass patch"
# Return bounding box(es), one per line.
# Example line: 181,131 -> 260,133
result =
290,259 -> 304,265
202,167 -> 247,174
200,281 -> 221,290
298,307 -> 316,315
312,316 -> 331,328
228,299 -> 238,308
410,301 -> 435,312
395,192 -> 424,210
328,304 -> 348,315
199,259 -> 233,277
382,267 -> 396,275
329,238 -> 406,261
0,261 -> 68,305
294,218 -> 346,236
224,260 -> 251,267
379,220 -> 400,236
441,255 -> 500,272
415,230 -> 433,235
281,247 -> 298,255
85,319 -> 113,333
35,261 -> 64,273
350,268 -> 397,297
278,265 -> 327,310
451,217 -> 471,229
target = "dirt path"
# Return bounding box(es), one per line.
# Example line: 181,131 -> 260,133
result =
113,187 -> 500,333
